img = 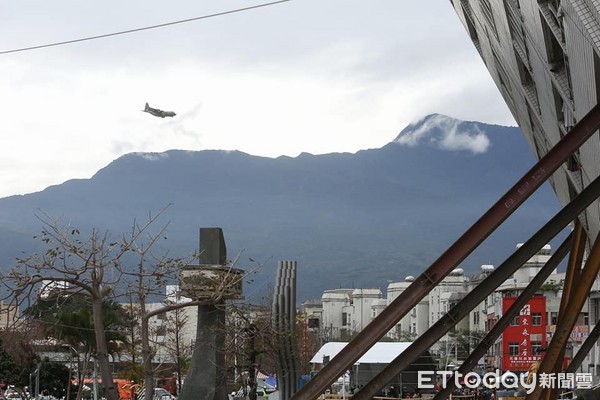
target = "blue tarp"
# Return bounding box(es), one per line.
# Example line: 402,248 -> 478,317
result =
264,375 -> 277,388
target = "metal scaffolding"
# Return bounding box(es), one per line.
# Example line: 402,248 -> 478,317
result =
291,105 -> 600,400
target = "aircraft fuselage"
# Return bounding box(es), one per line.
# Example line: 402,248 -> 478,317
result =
143,103 -> 176,118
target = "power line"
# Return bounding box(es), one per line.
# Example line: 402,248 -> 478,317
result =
0,0 -> 292,56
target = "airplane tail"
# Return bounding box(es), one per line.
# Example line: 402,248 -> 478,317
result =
144,102 -> 149,111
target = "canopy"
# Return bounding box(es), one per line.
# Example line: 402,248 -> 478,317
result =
310,342 -> 412,365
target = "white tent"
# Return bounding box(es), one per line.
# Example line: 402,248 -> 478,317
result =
310,342 -> 413,365
310,342 -> 435,392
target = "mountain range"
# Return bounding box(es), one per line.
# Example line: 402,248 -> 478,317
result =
0,114 -> 566,301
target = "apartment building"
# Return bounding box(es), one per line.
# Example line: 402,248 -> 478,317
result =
304,243 -> 594,372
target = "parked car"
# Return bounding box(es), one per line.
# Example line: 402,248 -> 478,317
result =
154,388 -> 176,400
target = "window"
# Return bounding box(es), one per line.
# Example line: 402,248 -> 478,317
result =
493,49 -> 512,95
504,0 -> 529,64
540,10 -> 565,71
510,315 -> 520,326
461,0 -> 481,50
480,0 -> 498,38
532,341 -> 542,355
474,311 -> 480,325
532,312 -> 542,326
509,343 -> 520,356
551,312 -> 558,325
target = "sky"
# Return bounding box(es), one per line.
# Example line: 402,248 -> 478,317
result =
0,0 -> 516,198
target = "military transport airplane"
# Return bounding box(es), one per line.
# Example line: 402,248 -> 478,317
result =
142,103 -> 176,118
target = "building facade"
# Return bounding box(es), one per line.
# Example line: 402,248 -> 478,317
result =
450,0 -> 600,242
450,0 -> 600,375
304,243 -> 594,371
318,288 -> 383,341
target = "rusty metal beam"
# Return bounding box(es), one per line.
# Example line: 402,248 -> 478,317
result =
566,318 -> 600,374
526,232 -> 600,399
352,175 -> 600,400
541,220 -> 586,400
431,232 -> 573,400
291,104 -> 600,400
558,220 -> 586,318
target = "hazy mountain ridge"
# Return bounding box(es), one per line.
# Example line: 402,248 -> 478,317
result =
0,115 -> 564,300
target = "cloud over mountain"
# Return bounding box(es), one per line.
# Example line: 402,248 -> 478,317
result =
0,116 -> 561,300
394,114 -> 491,154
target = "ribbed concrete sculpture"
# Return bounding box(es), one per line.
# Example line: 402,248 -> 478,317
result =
272,260 -> 300,400
179,228 -> 244,400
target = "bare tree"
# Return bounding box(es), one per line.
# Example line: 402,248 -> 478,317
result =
119,220 -> 262,400
1,207 -> 264,400
117,217 -> 183,400
0,209 -> 175,400
162,300 -> 193,394
225,301 -> 280,400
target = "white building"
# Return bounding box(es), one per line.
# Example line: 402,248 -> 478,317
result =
450,0 -> 600,243
469,265 -> 495,333
387,276 -> 429,339
145,285 -> 197,364
387,277 -> 414,337
348,288 -> 383,332
428,269 -> 470,330
306,242 -> 595,372
319,288 -> 384,340
321,289 -> 354,340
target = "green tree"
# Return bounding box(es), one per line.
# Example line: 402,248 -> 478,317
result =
26,293 -> 128,354
448,329 -> 487,361
0,335 -> 37,396
38,361 -> 71,399
396,329 -> 418,342
25,293 -> 128,400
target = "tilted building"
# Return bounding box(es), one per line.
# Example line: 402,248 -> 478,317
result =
450,0 -> 600,242
450,0 -> 600,375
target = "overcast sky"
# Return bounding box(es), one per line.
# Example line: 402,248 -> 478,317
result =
0,0 -> 516,198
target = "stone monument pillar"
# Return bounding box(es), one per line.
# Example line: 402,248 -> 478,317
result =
179,228 -> 244,400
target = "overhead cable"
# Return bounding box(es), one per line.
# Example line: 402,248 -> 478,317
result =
0,0 -> 291,55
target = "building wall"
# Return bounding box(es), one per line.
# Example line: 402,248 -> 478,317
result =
428,268 -> 469,326
349,288 -> 383,332
142,285 -> 197,364
451,0 -> 600,242
306,243 -> 596,372
387,279 -> 414,337
0,301 -> 19,328
321,289 -> 353,340
500,295 -> 547,371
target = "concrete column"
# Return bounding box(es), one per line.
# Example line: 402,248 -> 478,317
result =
179,228 -> 234,400
179,303 -> 227,400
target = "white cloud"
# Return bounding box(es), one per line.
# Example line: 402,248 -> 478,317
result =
135,152 -> 170,161
0,0 -> 516,197
395,114 -> 491,154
